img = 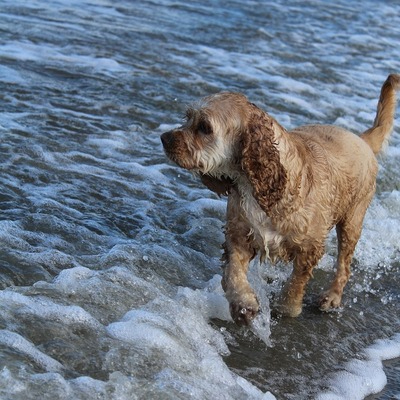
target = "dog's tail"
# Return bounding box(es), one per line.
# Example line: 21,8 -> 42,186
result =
360,74 -> 400,155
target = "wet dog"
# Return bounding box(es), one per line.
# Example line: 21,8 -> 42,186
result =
161,75 -> 400,325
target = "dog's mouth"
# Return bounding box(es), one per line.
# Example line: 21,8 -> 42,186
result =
198,173 -> 234,195
165,151 -> 195,171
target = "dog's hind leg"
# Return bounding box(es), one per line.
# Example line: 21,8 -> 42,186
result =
319,199 -> 371,311
278,245 -> 324,317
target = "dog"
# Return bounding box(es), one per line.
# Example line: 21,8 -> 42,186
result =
161,74 -> 400,326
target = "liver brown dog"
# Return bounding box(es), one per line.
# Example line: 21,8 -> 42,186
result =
161,74 -> 400,326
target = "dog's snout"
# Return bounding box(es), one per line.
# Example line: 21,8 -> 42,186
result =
161,131 -> 174,148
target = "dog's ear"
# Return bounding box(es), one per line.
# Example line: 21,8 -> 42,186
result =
241,104 -> 287,214
200,174 -> 233,196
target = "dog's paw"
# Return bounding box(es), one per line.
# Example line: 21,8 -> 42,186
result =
319,290 -> 342,311
274,299 -> 303,318
228,290 -> 260,326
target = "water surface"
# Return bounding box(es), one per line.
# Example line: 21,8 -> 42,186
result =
0,0 -> 400,399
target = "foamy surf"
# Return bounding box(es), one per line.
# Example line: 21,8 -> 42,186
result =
317,335 -> 400,400
0,0 -> 399,399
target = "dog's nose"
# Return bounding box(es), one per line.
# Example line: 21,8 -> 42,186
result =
161,131 -> 173,148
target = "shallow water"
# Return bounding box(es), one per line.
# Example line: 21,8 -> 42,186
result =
0,0 -> 400,399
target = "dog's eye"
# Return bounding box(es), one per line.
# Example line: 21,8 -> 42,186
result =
185,109 -> 195,121
198,119 -> 212,135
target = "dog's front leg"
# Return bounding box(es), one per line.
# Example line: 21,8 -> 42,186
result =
222,190 -> 258,326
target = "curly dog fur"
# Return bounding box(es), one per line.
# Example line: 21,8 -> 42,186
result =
161,74 -> 400,325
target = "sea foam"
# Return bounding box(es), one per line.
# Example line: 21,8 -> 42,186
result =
317,334 -> 400,399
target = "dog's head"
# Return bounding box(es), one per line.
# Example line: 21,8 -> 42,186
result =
161,92 -> 248,173
161,92 -> 287,212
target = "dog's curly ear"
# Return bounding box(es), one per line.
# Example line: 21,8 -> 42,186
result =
200,174 -> 233,196
241,104 -> 287,214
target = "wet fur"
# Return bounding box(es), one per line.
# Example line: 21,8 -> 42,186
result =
161,74 -> 400,325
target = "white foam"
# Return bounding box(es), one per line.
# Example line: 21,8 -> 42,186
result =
0,367 -> 109,399
266,75 -> 318,95
0,112 -> 31,131
0,330 -> 63,372
387,146 -> 400,157
317,334 -> 400,399
354,194 -> 400,267
106,275 -> 275,399
277,92 -> 326,118
52,266 -> 96,287
0,289 -> 102,331
186,197 -> 227,216
0,267 -> 273,398
0,0 -> 399,399
0,41 -> 127,74
0,65 -> 25,84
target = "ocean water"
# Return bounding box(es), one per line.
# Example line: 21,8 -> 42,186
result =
0,0 -> 399,399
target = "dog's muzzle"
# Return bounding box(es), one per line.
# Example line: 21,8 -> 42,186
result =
160,130 -> 175,151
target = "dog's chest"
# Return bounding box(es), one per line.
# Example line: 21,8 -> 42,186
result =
239,187 -> 283,261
